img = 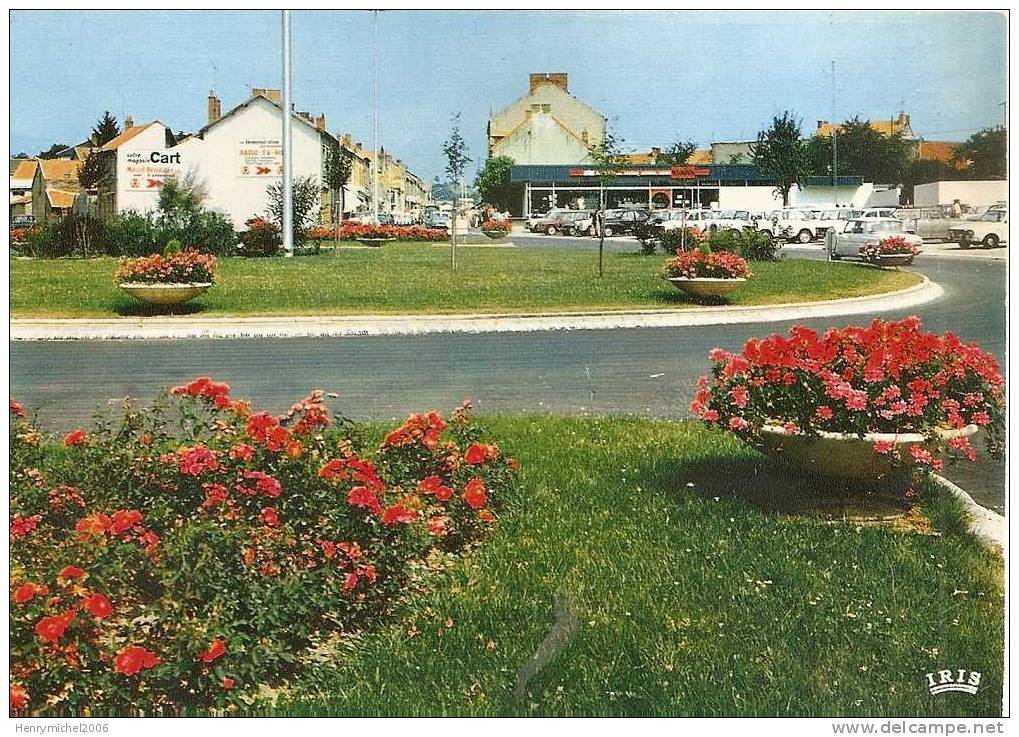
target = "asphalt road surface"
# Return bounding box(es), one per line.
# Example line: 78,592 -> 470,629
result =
10,249 -> 1006,512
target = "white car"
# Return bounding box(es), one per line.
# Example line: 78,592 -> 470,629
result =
708,209 -> 754,231
949,207 -> 1008,248
815,208 -> 864,237
756,209 -> 825,243
826,218 -> 922,261
655,208 -> 715,232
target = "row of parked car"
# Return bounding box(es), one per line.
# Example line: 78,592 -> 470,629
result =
524,203 -> 1008,247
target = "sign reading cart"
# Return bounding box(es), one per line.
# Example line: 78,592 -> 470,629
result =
238,139 -> 283,177
124,150 -> 183,191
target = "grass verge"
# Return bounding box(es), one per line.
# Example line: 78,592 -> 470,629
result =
274,416 -> 1002,717
9,248 -> 920,318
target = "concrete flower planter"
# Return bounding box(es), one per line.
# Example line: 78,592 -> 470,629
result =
758,423 -> 979,481
876,253 -> 914,267
667,277 -> 747,298
356,237 -> 396,248
119,283 -> 212,306
481,229 -> 509,240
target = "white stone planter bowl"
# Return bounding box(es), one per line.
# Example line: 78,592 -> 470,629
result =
667,277 -> 747,298
119,283 -> 212,306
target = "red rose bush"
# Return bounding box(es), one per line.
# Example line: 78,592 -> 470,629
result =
690,317 -> 1004,473
114,250 -> 217,285
661,249 -> 752,280
860,235 -> 920,264
480,220 -> 511,233
307,224 -> 448,242
9,381 -> 515,714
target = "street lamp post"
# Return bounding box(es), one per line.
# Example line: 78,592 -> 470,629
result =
282,10 -> 294,257
371,10 -> 379,225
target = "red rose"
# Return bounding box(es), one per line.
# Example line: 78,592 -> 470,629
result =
83,593 -> 113,619
464,443 -> 499,465
113,645 -> 161,676
318,459 -> 347,481
59,565 -> 85,580
9,398 -> 26,418
381,503 -> 418,526
463,478 -> 488,509
228,443 -> 256,461
35,609 -> 76,643
478,509 -> 496,524
260,508 -> 280,527
110,509 -> 143,535
13,583 -> 46,604
200,638 -> 227,664
347,485 -> 381,514
63,429 -> 89,447
427,515 -> 449,536
10,683 -> 29,713
222,677 -> 235,690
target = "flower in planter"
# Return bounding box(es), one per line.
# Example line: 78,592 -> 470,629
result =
661,250 -> 752,280
690,317 -> 1005,469
114,249 -> 217,285
859,235 -> 920,263
480,219 -> 511,233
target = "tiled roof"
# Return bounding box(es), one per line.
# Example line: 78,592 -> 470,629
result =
687,150 -> 713,165
816,117 -> 912,139
38,159 -> 80,183
10,159 -> 38,185
100,121 -> 162,151
45,188 -> 77,209
917,140 -> 961,164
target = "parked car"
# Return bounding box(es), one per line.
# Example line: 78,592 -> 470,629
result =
815,209 -> 864,238
10,215 -> 35,230
655,208 -> 712,232
529,209 -> 571,235
561,210 -> 596,236
426,211 -> 450,230
949,206 -> 1008,248
826,218 -> 922,261
602,208 -> 651,236
756,209 -> 825,242
860,207 -> 899,220
709,209 -> 754,232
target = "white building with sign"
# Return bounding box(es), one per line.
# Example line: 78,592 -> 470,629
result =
96,121 -> 181,219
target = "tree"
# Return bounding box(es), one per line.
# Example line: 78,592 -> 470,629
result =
323,143 -> 353,246
157,172 -> 208,228
265,176 -> 321,251
442,116 -> 472,271
951,127 -> 1006,179
474,155 -> 519,212
655,140 -> 697,166
750,112 -> 809,206
77,150 -> 106,192
808,117 -> 913,184
38,143 -> 69,159
91,112 -> 120,147
587,130 -> 626,277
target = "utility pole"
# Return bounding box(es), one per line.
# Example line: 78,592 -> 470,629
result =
371,10 -> 379,225
282,10 -> 294,257
831,60 -> 838,207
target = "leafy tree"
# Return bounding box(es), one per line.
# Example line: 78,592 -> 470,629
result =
157,172 -> 208,227
808,117 -> 913,184
442,116 -> 472,271
323,143 -> 353,246
474,155 -> 519,212
38,143 -> 69,159
750,112 -> 809,206
951,127 -> 1006,179
655,140 -> 697,166
587,130 -> 626,277
91,112 -> 120,147
265,176 -> 320,251
13,152 -> 29,159
77,150 -> 106,192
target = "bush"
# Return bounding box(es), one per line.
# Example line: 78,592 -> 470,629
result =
158,211 -> 238,257
659,227 -> 705,256
24,223 -> 60,258
632,222 -> 658,255
707,228 -> 781,262
9,381 -> 516,714
105,212 -> 157,257
690,317 -> 1006,469
238,217 -> 281,257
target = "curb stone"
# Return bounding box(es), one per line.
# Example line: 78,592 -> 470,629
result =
932,474 -> 1005,549
9,275 -> 942,342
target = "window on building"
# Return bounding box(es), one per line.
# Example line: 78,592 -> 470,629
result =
541,104 -> 551,113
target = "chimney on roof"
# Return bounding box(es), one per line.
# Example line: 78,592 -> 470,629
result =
315,113 -> 326,131
124,116 -> 134,129
817,120 -> 825,130
252,87 -> 282,105
208,90 -> 222,125
529,73 -> 568,94
651,146 -> 661,157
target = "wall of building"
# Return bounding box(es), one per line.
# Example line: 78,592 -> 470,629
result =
112,123 -> 179,215
913,180 -> 1007,207
716,186 -> 782,211
494,113 -> 593,165
489,77 -> 605,158
711,142 -> 754,165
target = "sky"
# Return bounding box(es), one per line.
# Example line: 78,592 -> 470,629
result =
9,10 -> 1008,182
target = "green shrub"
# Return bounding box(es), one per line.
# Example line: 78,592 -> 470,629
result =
158,211 -> 238,257
707,228 -> 781,262
24,222 -> 61,258
660,227 -> 706,256
9,381 -> 516,715
106,212 -> 157,257
632,222 -> 658,255
238,217 -> 281,257
45,214 -> 108,258
163,239 -> 183,256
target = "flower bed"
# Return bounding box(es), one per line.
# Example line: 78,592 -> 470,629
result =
690,317 -> 1005,473
9,380 -> 516,714
307,224 -> 448,242
860,235 -> 920,264
114,250 -> 217,285
661,250 -> 752,280
479,220 -> 511,234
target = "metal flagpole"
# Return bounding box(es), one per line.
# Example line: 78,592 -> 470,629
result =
282,10 -> 294,257
371,10 -> 379,225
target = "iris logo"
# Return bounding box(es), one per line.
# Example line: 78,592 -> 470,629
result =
925,668 -> 981,696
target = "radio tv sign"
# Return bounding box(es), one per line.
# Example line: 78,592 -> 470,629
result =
124,150 -> 183,191
238,139 -> 283,177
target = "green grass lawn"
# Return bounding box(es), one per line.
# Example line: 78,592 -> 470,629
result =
9,247 -> 920,318
275,417 -> 1002,717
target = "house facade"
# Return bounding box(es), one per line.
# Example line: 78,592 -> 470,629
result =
31,159 -> 80,222
487,73 -> 606,165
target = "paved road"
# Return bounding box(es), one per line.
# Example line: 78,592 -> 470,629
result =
10,251 -> 1006,512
